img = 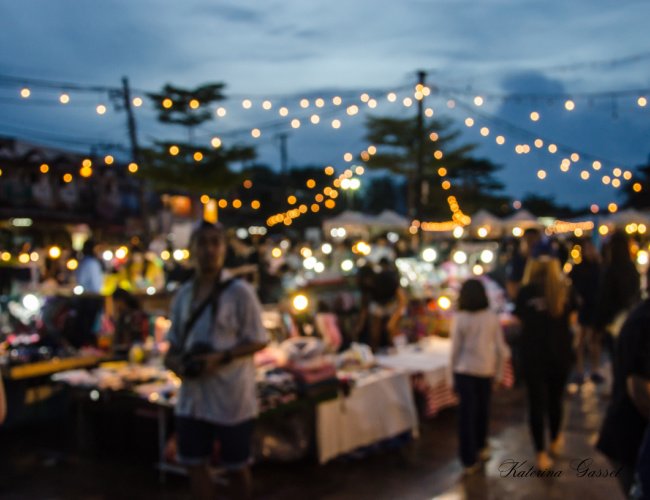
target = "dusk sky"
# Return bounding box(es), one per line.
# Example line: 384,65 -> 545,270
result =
1,0 -> 650,210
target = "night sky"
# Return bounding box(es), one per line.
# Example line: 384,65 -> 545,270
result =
2,0 -> 650,209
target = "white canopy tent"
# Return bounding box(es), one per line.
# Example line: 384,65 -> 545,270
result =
502,209 -> 541,229
322,210 -> 372,239
468,209 -> 504,237
369,210 -> 410,229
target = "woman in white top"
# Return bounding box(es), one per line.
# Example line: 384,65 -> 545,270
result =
450,279 -> 510,474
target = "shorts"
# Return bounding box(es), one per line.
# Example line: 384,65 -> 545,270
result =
175,416 -> 255,470
369,301 -> 398,317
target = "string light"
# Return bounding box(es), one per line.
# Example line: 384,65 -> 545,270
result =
96,104 -> 107,115
59,93 -> 70,104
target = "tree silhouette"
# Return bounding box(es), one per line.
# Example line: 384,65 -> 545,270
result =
362,115 -> 504,218
139,83 -> 254,196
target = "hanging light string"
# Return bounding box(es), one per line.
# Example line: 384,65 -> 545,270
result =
2,71 -> 645,206
444,96 -> 641,194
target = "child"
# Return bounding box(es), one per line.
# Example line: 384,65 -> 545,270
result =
451,279 -> 510,474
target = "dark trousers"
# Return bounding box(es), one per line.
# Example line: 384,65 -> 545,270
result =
524,370 -> 567,451
454,373 -> 492,467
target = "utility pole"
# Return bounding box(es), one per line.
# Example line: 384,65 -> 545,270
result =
415,70 -> 427,219
277,132 -> 289,177
121,76 -> 150,246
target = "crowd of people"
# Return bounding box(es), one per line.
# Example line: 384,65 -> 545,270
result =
2,219 -> 649,498
450,227 -> 649,498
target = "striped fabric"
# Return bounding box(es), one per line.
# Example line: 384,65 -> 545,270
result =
412,358 -> 515,418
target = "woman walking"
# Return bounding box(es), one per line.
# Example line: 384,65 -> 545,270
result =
451,279 -> 510,474
515,257 -> 574,470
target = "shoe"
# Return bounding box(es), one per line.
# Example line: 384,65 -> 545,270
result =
479,447 -> 491,461
536,451 -> 554,470
463,462 -> 482,476
550,434 -> 565,457
590,372 -> 605,385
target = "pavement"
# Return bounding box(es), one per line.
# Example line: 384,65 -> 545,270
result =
1,371 -> 628,499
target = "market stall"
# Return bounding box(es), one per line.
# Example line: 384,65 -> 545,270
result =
375,336 -> 457,418
317,367 -> 418,464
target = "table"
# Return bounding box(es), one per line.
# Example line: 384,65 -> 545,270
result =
316,369 -> 418,464
375,337 -> 458,418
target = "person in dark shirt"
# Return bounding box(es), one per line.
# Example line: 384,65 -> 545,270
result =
506,228 -> 542,300
597,267 -> 650,496
365,258 -> 406,351
111,288 -> 149,357
514,257 -> 574,470
569,239 -> 603,384
596,231 -> 641,336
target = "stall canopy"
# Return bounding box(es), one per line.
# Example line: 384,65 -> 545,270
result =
602,208 -> 650,226
502,209 -> 541,229
370,210 -> 410,229
469,209 -> 503,234
322,210 -> 372,238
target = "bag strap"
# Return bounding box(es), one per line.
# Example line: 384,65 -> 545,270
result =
178,278 -> 236,352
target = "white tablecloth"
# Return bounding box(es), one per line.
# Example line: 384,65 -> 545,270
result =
375,337 -> 457,418
316,369 -> 418,464
375,336 -> 452,387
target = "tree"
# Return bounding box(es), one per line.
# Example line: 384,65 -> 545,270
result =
446,157 -> 509,214
520,193 -> 575,218
362,115 -> 504,219
139,83 -> 255,196
363,176 -> 403,214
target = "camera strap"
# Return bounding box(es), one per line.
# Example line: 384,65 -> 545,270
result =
178,278 -> 236,352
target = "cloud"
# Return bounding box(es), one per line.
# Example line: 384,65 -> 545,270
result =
195,4 -> 264,23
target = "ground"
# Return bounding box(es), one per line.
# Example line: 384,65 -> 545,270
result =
1,375 -> 627,499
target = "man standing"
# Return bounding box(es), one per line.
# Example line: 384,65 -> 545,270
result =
165,221 -> 268,499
